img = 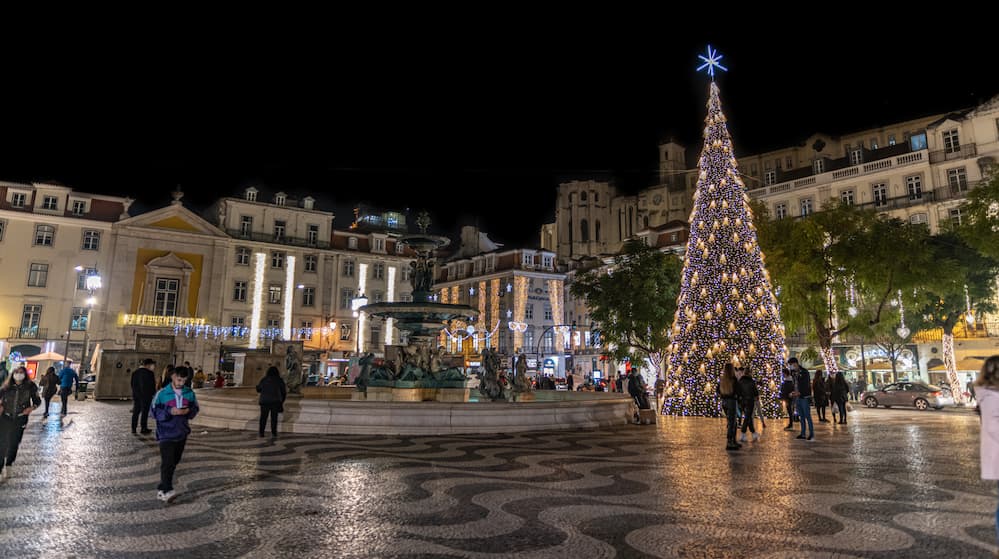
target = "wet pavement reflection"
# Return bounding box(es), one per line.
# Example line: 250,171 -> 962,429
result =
0,399 -> 995,557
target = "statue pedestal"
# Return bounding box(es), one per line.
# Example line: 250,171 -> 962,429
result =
392,388 -> 436,402
350,392 -> 366,401
511,392 -> 536,402
366,387 -> 394,402
435,388 -> 470,402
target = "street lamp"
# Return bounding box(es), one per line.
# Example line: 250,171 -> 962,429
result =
65,266 -> 101,363
78,272 -> 102,376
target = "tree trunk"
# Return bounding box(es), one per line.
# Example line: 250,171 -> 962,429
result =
860,338 -> 867,387
815,321 -> 839,375
941,327 -> 966,405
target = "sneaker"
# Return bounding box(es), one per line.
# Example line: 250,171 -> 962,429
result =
725,444 -> 740,451
739,434 -> 747,443
0,468 -> 6,482
807,435 -> 815,441
752,433 -> 760,442
783,426 -> 794,431
140,429 -> 152,435
157,490 -> 176,503
3,466 -> 12,479
795,435 -> 806,439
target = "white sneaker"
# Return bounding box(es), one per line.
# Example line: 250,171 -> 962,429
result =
157,489 -> 176,503
752,433 -> 760,442
739,434 -> 747,443
0,468 -> 6,482
3,466 -> 12,479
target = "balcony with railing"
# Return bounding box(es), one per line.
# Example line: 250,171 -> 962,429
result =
8,327 -> 48,339
226,229 -> 330,249
929,143 -> 977,164
748,149 -> 929,199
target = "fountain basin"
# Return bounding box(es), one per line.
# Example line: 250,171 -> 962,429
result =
193,388 -> 635,435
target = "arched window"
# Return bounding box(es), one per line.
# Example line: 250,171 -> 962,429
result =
580,191 -> 588,202
580,219 -> 589,242
595,220 -> 601,242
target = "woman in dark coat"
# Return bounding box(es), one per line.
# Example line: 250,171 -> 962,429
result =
40,367 -> 59,418
831,372 -> 850,424
812,372 -> 829,422
256,367 -> 287,438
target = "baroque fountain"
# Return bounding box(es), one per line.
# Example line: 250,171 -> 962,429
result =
192,213 -> 634,434
354,212 -> 484,401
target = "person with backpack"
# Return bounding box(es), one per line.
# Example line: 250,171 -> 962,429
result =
256,366 -> 287,438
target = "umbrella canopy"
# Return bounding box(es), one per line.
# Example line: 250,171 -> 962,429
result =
928,357 -> 984,371
29,351 -> 65,362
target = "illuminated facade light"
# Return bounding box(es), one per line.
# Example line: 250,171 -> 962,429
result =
283,255 -> 296,340
250,252 -> 266,348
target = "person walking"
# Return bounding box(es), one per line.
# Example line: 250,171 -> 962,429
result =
737,367 -> 760,442
566,372 -> 574,392
718,364 -> 740,451
151,366 -> 199,503
974,355 -> 999,548
789,358 -> 814,441
39,367 -> 59,418
0,366 -> 41,480
131,359 -> 158,435
831,372 -> 850,425
256,366 -> 287,438
779,368 -> 796,430
812,371 -> 829,423
57,360 -> 78,417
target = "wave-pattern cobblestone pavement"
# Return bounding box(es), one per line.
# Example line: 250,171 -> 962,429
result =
0,400 -> 996,558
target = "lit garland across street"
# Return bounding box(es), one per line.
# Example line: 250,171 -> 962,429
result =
662,81 -> 788,417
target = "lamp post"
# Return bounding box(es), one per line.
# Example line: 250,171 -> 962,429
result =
535,321 -> 577,378
78,273 -> 102,375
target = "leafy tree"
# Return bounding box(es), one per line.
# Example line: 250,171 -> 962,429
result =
570,239 -> 681,380
755,202 -> 933,373
957,169 -> 999,259
910,232 -> 999,402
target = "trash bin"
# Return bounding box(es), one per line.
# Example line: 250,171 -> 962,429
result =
76,382 -> 89,400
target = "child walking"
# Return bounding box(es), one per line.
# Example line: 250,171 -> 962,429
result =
151,366 -> 199,503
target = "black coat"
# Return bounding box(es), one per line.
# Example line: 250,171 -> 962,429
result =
831,377 -> 850,403
257,375 -> 287,405
779,378 -> 795,400
131,367 -> 157,400
737,376 -> 759,406
41,371 -> 59,398
0,381 -> 41,417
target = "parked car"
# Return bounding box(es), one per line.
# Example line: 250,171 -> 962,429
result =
861,382 -> 954,410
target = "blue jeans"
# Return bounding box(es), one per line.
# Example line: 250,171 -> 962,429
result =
796,396 -> 813,438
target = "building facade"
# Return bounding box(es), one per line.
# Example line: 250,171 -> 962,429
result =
434,227 -> 573,377
0,181 -> 130,375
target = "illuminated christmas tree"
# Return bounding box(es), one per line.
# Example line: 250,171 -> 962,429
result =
661,47 -> 787,417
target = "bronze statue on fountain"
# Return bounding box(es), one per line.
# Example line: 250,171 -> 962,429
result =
356,212 -> 478,393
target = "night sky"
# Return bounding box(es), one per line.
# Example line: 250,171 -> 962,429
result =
3,19 -> 997,247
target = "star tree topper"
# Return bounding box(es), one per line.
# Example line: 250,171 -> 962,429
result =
697,45 -> 728,79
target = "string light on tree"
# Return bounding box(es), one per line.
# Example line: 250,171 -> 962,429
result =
847,279 -> 858,317
896,289 -> 910,339
964,284 -> 975,326
662,49 -> 787,417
